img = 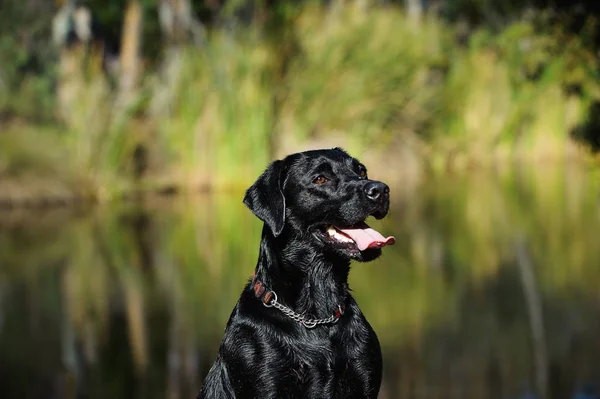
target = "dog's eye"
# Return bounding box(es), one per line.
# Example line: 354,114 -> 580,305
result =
313,176 -> 328,184
359,168 -> 367,178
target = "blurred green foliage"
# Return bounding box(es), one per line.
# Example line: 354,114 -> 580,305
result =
0,0 -> 56,121
1,1 -> 600,203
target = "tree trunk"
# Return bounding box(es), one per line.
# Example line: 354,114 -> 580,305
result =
406,0 -> 423,22
118,0 -> 143,110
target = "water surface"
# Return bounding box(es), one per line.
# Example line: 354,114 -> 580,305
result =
1,166 -> 599,398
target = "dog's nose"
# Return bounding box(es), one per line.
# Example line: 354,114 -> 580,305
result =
364,181 -> 389,202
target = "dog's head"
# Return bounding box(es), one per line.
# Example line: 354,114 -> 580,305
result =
243,148 -> 395,262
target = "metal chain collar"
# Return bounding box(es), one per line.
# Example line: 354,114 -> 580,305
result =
263,291 -> 343,329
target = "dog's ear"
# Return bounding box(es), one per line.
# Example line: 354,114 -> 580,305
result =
243,160 -> 286,237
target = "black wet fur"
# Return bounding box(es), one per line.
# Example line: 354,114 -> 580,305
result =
198,148 -> 391,399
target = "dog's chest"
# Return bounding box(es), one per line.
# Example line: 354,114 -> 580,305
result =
289,327 -> 355,371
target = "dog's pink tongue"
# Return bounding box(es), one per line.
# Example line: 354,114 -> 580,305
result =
338,222 -> 396,251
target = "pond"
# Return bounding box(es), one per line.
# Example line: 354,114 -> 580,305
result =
1,165 -> 599,399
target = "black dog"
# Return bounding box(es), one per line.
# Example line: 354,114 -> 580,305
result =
198,148 -> 395,398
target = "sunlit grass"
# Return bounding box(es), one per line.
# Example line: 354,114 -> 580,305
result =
431,21 -> 599,169
151,33 -> 274,191
281,3 -> 449,153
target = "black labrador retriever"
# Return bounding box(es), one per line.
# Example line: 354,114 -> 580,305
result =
198,148 -> 395,399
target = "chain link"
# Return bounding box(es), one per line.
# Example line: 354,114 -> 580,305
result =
263,291 -> 340,329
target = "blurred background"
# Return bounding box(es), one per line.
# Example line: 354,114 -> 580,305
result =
1,0 -> 600,398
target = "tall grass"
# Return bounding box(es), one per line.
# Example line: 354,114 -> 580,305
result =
0,47 -> 142,204
2,2 -> 599,202
150,32 -> 274,190
281,5 -> 599,173
281,3 -> 449,155
431,20 -> 600,169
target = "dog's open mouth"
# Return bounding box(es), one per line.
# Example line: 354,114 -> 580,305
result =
322,221 -> 395,251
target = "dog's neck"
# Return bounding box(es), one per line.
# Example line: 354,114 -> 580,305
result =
254,226 -> 350,318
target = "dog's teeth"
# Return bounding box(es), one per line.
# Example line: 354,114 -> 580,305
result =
326,226 -> 354,243
333,231 -> 352,243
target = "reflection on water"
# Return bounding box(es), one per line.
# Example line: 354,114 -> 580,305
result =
1,166 -> 600,399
